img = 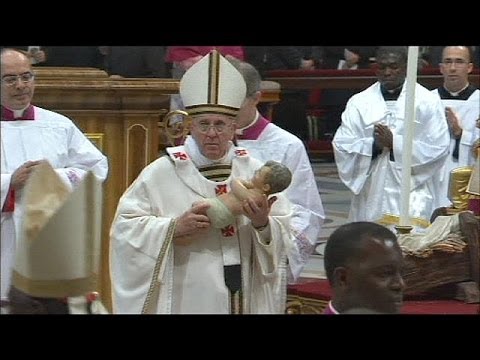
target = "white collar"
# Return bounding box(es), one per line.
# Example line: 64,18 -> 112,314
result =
236,110 -> 260,135
328,301 -> 339,314
184,136 -> 235,167
445,82 -> 470,96
5,104 -> 30,118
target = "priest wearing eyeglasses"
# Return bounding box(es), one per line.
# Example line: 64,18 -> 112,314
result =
431,46 -> 480,208
0,48 -> 108,313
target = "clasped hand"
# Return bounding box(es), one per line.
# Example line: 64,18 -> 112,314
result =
445,107 -> 462,138
374,124 -> 393,149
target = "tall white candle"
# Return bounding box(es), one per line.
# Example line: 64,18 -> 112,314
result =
399,46 -> 419,226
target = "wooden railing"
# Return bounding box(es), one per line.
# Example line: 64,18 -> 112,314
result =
265,68 -> 480,91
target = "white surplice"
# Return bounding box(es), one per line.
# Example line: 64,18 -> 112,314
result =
1,106 -> 109,300
431,88 -> 480,207
237,115 -> 325,283
110,140 -> 293,314
333,82 -> 450,224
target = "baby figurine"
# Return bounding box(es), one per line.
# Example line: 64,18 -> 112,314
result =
201,160 -> 292,229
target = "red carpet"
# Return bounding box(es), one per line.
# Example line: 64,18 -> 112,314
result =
288,279 -> 480,314
401,300 -> 479,314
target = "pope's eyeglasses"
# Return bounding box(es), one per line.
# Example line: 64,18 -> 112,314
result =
195,121 -> 231,134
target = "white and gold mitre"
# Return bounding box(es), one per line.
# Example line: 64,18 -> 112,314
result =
180,49 -> 247,117
12,162 -> 103,298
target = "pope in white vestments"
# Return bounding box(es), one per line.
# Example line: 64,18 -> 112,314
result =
333,47 -> 450,225
110,51 -> 294,314
1,48 -> 108,306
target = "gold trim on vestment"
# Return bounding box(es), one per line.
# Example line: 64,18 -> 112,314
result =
12,271 -> 98,298
230,290 -> 243,315
378,213 -> 430,228
142,219 -> 176,314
